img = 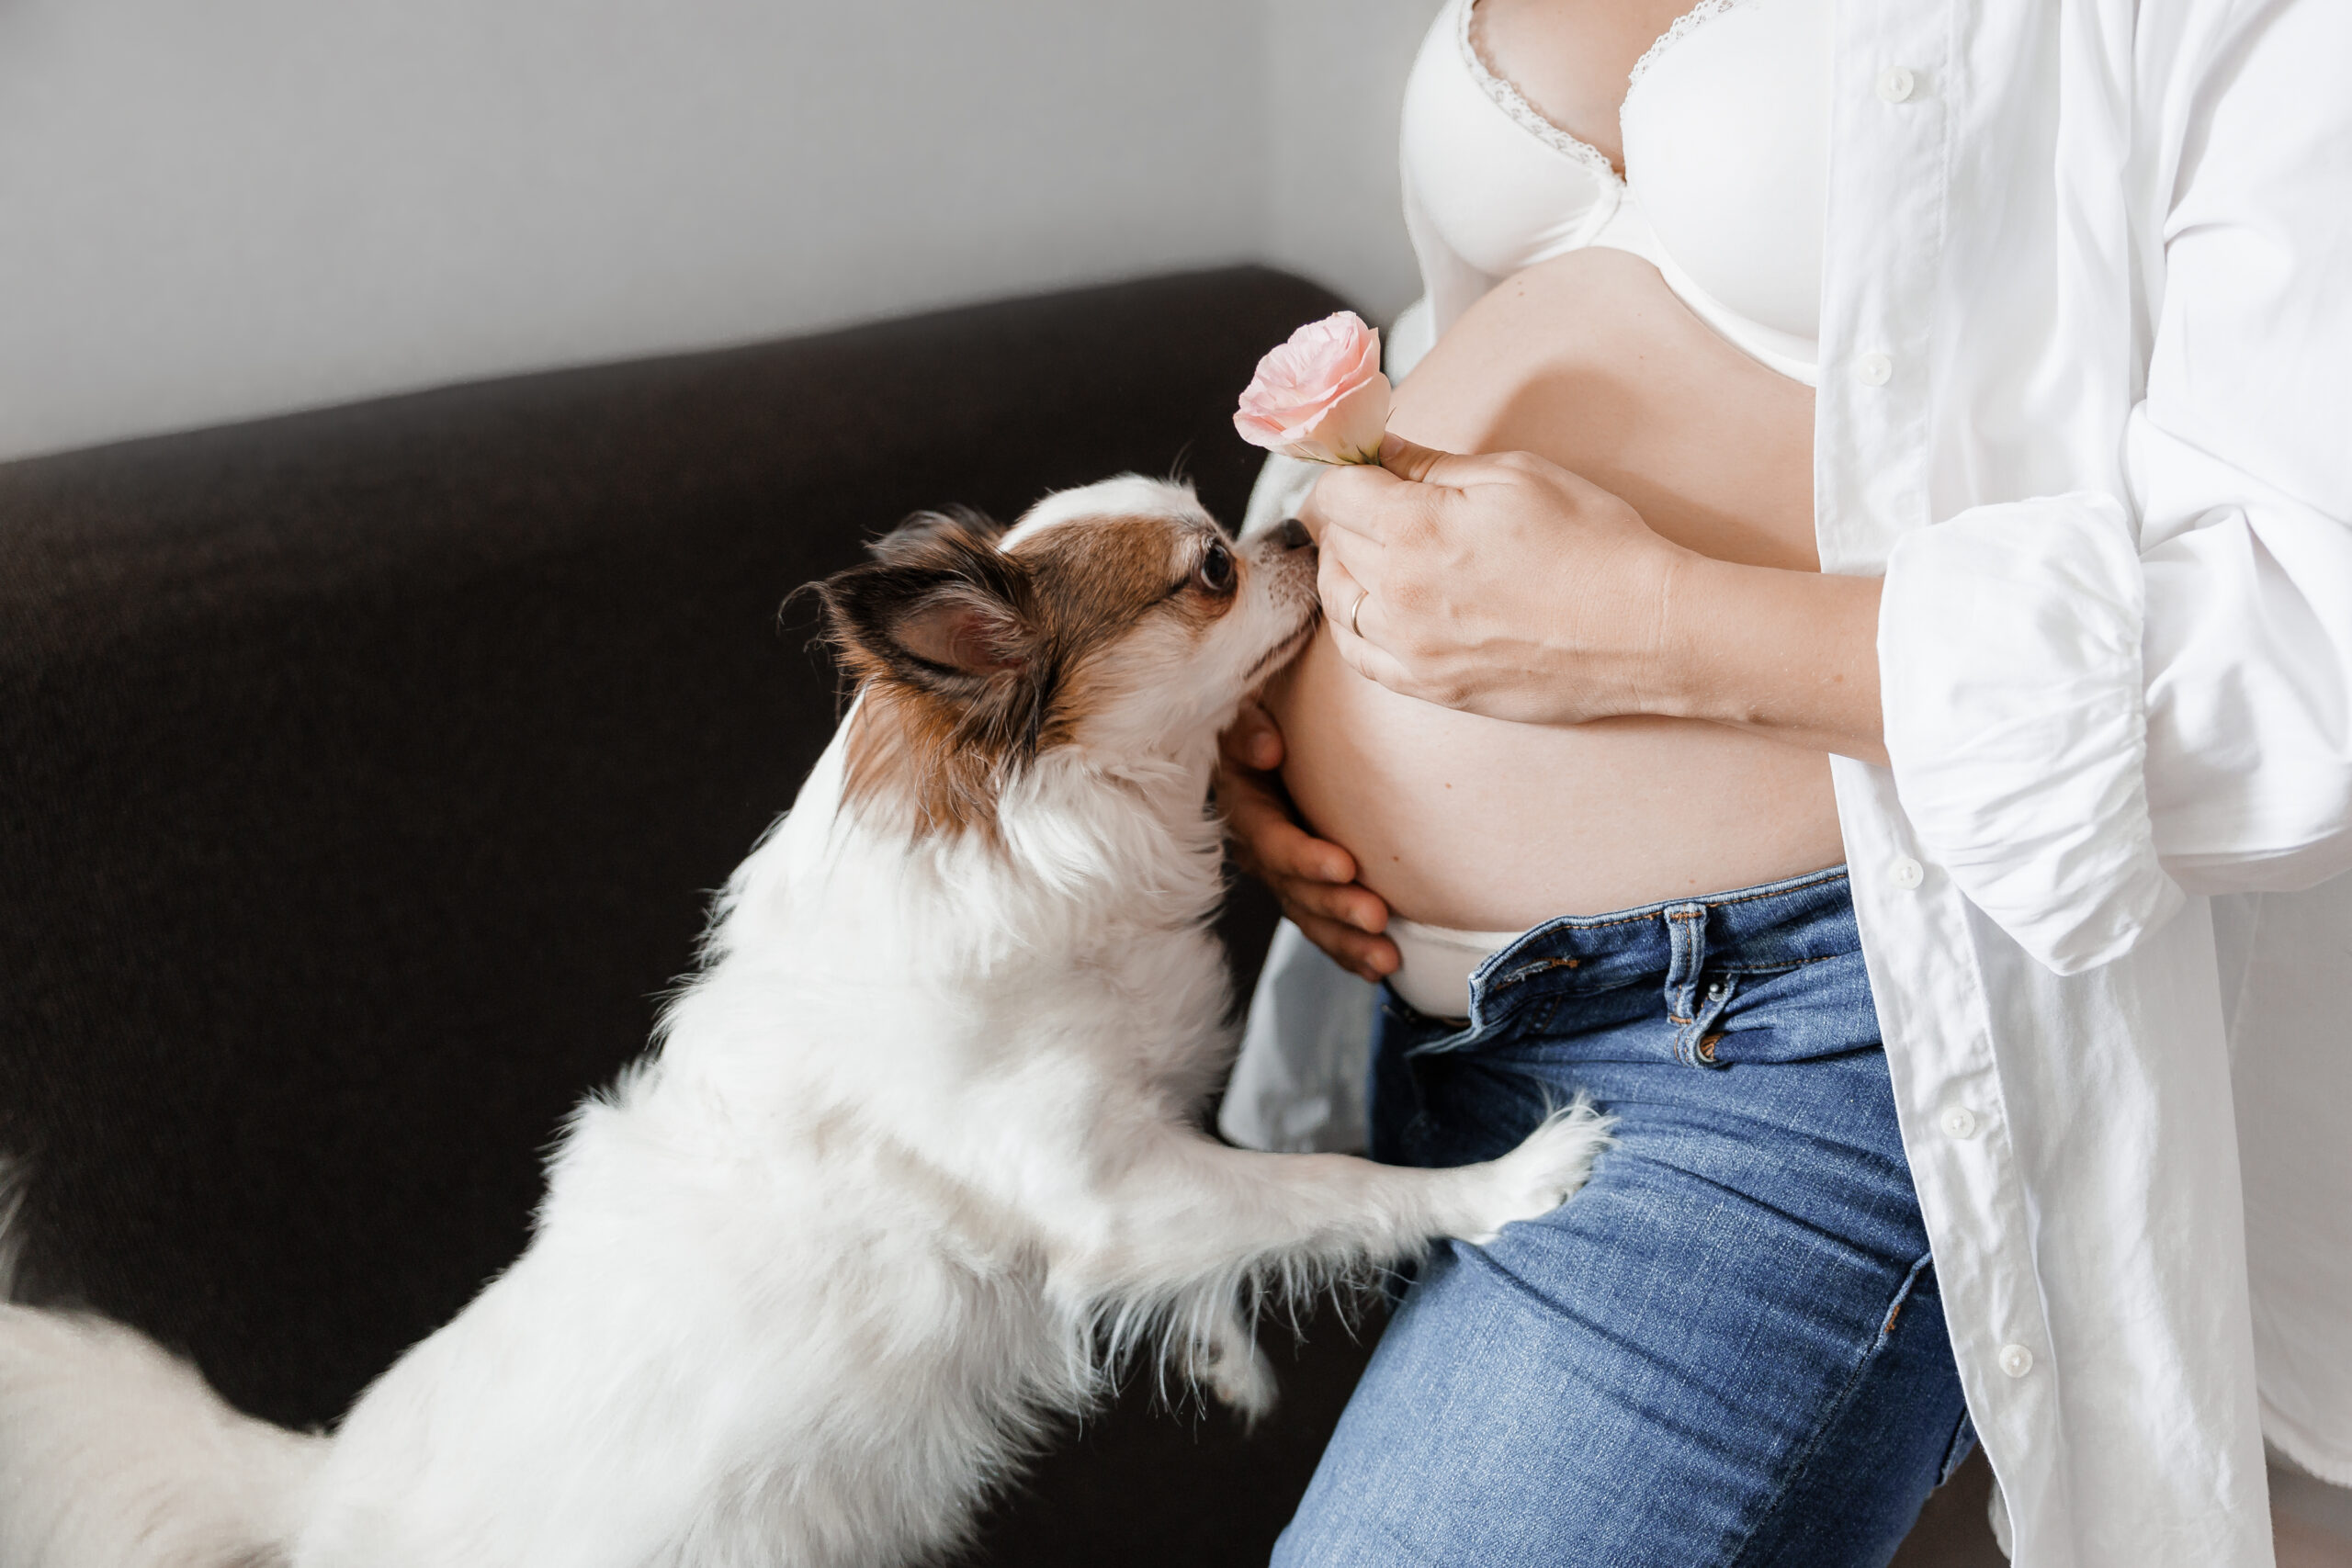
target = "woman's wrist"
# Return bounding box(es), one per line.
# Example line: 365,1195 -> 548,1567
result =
1646,553 -> 1889,763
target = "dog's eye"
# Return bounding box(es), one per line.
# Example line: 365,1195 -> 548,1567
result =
1194,542 -> 1236,595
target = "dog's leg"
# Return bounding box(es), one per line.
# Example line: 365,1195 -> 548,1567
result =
1180,1296 -> 1278,1424
1070,1102 -> 1611,1305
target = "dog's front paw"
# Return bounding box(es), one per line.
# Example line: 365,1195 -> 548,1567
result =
1453,1101 -> 1611,1246
1206,1338 -> 1278,1426
1187,1318 -> 1278,1427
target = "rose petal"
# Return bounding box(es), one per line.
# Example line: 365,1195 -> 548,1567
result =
1233,311 -> 1388,465
1260,373 -> 1391,465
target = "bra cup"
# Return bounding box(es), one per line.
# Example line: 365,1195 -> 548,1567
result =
1400,0 -> 1622,280
1619,0 -> 1832,344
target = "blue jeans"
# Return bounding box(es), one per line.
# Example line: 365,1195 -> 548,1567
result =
1274,867 -> 1973,1567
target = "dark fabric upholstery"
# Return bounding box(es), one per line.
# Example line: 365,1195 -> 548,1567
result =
0,267 -> 1357,1563
0,261 -> 2006,1568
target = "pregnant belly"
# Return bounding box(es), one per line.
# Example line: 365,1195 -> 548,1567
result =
1264,247 -> 1846,930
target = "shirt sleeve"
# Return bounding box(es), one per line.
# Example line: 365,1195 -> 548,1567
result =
1878,0 -> 2352,975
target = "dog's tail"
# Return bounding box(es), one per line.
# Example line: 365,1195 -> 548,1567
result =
0,1163 -> 327,1568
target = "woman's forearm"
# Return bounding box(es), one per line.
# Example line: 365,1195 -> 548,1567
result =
1306,439 -> 1889,762
1652,554 -> 1888,765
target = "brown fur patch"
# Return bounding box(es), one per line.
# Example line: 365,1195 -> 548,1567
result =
818,505 -> 1234,838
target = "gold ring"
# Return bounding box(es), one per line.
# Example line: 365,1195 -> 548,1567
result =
1349,590 -> 1369,639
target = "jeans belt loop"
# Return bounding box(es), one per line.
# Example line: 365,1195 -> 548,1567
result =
1663,902 -> 1707,1062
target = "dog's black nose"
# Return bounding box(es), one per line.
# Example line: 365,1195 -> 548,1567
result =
1266,516 -> 1313,553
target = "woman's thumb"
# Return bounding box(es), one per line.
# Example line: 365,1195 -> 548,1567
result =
1377,434 -> 1462,484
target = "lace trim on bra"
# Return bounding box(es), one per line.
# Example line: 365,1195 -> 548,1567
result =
1626,0 -> 1751,94
1457,0 -> 1621,186
1459,0 -> 1754,171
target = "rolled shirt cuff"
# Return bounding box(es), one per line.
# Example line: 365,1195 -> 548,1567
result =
1879,493 -> 2186,973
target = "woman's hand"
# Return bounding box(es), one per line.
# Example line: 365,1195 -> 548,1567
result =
1215,701 -> 1400,984
1304,435 -> 1888,760
1301,437 -> 1684,726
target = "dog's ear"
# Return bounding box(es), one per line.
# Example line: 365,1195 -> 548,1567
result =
819,513 -> 1042,697
820,512 -> 1055,827
866,505 -> 1010,565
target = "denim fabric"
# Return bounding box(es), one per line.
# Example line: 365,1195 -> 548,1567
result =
1274,867 -> 1972,1567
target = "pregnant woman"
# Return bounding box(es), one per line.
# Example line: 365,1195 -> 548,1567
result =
1219,0 -> 2352,1562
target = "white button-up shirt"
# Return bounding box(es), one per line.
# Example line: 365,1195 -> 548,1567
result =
1225,0 -> 2352,1562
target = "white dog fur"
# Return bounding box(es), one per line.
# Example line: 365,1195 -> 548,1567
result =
0,477 -> 1607,1568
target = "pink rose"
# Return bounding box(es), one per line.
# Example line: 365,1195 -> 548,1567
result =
1233,311 -> 1391,465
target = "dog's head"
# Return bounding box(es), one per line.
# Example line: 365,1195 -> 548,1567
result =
817,476 -> 1318,836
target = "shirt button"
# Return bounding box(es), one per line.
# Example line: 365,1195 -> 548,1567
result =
1887,855 -> 1925,890
1877,65 -> 1917,103
1939,1106 -> 1978,1139
1999,1343 -> 2035,1378
1855,352 -> 1894,387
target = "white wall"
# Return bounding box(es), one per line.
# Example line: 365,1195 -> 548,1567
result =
1262,0 -> 1442,326
0,0 -> 1438,463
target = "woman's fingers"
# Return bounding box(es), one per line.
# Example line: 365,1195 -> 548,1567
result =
1303,461 -> 1409,545
1218,699 -> 1284,773
1374,434 -> 1460,484
1317,547 -> 1368,637
1211,693 -> 1396,977
1317,546 -> 1430,697
1217,759 -> 1356,887
1225,779 -> 1397,956
1288,909 -> 1401,983
1280,874 -> 1388,933
1305,436 -> 1489,547
1237,799 -> 1359,889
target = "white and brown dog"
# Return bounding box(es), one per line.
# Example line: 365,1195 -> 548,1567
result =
0,477 -> 1606,1568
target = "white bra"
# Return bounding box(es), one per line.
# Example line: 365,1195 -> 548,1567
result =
1400,0 -> 1830,386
